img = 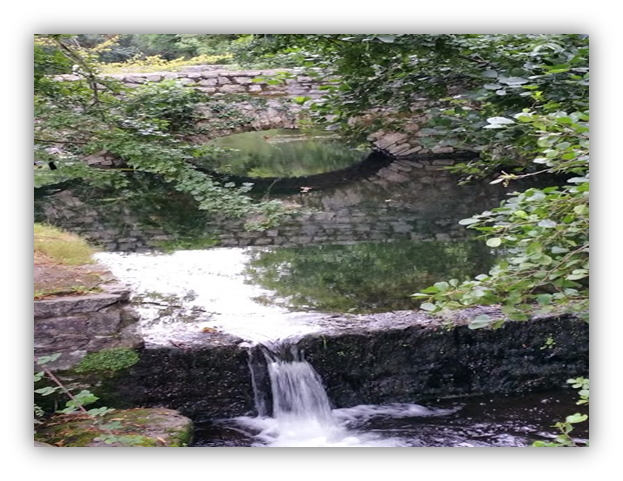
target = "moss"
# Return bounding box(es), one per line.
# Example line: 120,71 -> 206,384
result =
74,347 -> 140,374
166,421 -> 194,447
35,408 -> 193,447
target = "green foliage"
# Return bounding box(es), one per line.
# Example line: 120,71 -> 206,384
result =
74,347 -> 140,373
247,34 -> 590,444
532,377 -> 589,447
123,79 -> 205,133
73,34 -> 244,63
34,353 -> 115,422
34,34 -> 295,227
250,34 -> 588,326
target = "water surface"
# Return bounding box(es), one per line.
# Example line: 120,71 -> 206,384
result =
95,240 -> 494,345
207,128 -> 367,177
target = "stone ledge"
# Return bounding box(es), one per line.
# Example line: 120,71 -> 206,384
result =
34,292 -> 126,319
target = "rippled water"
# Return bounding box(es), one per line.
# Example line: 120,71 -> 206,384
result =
192,342 -> 587,448
192,391 -> 587,448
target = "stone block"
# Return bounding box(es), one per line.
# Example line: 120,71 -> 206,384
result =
432,159 -> 456,166
34,294 -> 123,319
374,132 -> 408,149
218,84 -> 246,94
35,316 -> 89,336
253,238 -> 274,246
389,143 -> 414,155
431,146 -> 454,154
391,161 -> 414,172
233,76 -> 253,84
124,76 -> 146,84
400,146 -> 423,156
87,309 -> 122,335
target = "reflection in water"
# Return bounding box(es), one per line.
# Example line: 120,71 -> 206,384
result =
244,240 -> 495,313
207,128 -> 366,177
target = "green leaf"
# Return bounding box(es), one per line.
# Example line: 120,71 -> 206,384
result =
486,116 -> 515,125
536,294 -> 552,305
501,77 -> 528,85
420,302 -> 437,312
486,238 -> 502,247
420,286 -> 441,294
35,386 -> 60,396
36,353 -> 62,365
458,217 -> 480,225
538,219 -> 557,228
468,315 -> 493,329
566,413 -> 588,424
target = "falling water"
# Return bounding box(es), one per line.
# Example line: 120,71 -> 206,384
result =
225,341 -> 459,447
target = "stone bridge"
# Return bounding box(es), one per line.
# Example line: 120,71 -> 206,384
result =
37,66 -> 513,251
60,66 -> 454,157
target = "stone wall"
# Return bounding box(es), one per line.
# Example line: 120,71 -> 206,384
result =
101,311 -> 588,418
34,282 -> 143,370
60,67 -> 330,99
55,66 -> 452,155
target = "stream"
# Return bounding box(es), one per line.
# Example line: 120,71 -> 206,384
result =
89,127 -> 586,448
95,243 -> 586,448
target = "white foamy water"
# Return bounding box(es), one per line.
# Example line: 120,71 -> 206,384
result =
229,402 -> 458,447
96,248 -> 459,447
221,343 -> 460,448
94,248 -> 327,345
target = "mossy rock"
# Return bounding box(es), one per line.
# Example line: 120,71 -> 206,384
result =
35,408 -> 193,447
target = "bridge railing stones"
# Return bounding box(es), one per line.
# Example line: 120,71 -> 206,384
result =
57,67 -> 330,99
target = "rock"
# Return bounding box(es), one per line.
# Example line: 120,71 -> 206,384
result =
35,408 -> 193,447
34,293 -> 125,319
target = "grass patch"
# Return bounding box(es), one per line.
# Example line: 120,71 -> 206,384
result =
34,224 -> 108,299
34,223 -> 96,266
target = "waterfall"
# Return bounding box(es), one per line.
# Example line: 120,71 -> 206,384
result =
228,339 -> 461,447
262,342 -> 337,430
244,341 -> 346,446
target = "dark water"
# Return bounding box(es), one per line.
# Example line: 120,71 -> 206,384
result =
189,343 -> 587,448
208,128 -> 367,177
191,391 -> 588,448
